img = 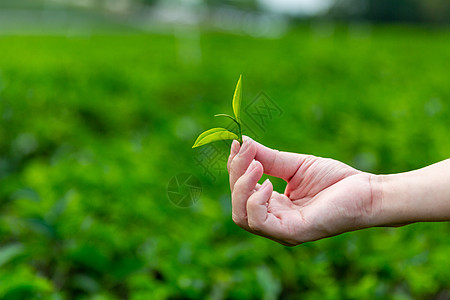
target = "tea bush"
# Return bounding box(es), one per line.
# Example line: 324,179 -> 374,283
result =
0,25 -> 449,299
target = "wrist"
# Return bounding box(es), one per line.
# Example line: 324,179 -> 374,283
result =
367,173 -> 412,227
366,174 -> 386,227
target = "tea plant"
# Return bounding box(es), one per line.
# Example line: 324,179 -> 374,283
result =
192,75 -> 243,148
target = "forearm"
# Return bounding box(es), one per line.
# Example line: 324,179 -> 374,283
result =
372,159 -> 450,226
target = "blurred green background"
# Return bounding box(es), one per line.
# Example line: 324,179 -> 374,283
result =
0,0 -> 450,299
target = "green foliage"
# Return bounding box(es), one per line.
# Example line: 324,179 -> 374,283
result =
0,25 -> 449,299
192,75 -> 243,147
192,128 -> 239,148
232,74 -> 243,124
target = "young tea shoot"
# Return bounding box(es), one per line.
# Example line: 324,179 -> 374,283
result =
192,75 -> 243,148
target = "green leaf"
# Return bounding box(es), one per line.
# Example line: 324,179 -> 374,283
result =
232,75 -> 242,123
0,244 -> 24,267
214,114 -> 239,125
192,128 -> 239,148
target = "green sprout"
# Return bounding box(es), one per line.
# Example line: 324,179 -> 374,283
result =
192,75 -> 243,148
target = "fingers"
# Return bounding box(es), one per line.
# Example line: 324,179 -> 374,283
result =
246,180 -> 297,245
227,140 -> 240,173
229,136 -> 257,192
227,137 -> 309,246
249,137 -> 310,182
228,135 -> 311,186
246,179 -> 272,231
231,160 -> 263,230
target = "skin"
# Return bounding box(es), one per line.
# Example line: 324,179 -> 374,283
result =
228,136 -> 450,246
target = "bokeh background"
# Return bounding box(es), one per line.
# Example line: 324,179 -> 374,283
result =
1,0 -> 449,299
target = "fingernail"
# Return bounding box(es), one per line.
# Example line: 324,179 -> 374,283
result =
245,160 -> 257,174
239,141 -> 248,154
231,140 -> 240,154
238,140 -> 250,155
261,179 -> 270,189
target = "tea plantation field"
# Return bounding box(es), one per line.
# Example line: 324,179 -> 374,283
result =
0,24 -> 449,299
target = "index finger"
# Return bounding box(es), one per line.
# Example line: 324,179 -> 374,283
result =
251,138 -> 310,182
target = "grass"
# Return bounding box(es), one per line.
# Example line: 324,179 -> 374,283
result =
0,24 -> 449,299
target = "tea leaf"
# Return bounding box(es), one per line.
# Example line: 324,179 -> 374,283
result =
214,114 -> 239,126
192,128 -> 239,148
232,75 -> 242,123
0,244 -> 24,267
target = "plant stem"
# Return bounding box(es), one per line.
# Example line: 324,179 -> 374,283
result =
214,114 -> 242,143
237,122 -> 242,144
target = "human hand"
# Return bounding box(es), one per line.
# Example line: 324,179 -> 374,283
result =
228,137 -> 379,246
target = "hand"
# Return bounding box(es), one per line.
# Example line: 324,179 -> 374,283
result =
228,137 -> 379,246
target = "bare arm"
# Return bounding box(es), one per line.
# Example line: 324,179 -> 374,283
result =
372,159 -> 450,226
228,137 -> 450,246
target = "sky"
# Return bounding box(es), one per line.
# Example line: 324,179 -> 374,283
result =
259,0 -> 334,15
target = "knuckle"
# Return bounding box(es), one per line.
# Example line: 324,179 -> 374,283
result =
247,219 -> 262,233
246,200 -> 258,214
233,176 -> 247,191
231,214 -> 239,224
232,214 -> 246,228
229,158 -> 239,173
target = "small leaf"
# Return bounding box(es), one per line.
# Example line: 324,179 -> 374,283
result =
192,128 -> 238,148
214,114 -> 239,125
232,75 -> 242,123
0,244 -> 24,267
